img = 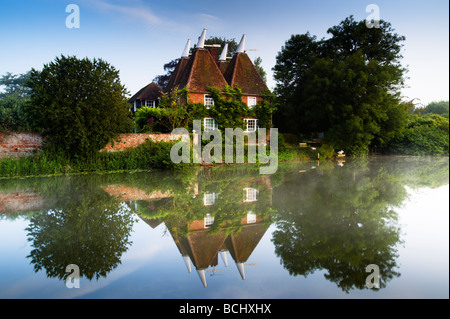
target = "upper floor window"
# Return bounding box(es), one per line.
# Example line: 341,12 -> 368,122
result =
247,96 -> 257,108
204,95 -> 214,109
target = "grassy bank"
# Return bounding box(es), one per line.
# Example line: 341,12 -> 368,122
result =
0,139 -> 179,178
0,137 -> 339,178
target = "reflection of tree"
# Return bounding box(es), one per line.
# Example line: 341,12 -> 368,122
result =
272,159 -> 407,292
25,178 -> 136,281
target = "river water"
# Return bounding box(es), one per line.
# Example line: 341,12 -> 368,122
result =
0,156 -> 448,299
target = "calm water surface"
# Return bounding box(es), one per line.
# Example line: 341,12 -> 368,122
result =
0,156 -> 448,299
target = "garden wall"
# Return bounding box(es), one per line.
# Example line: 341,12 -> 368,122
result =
0,132 -> 186,158
0,132 -> 42,158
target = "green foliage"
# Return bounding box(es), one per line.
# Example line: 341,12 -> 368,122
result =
206,85 -> 276,131
25,55 -> 133,160
134,107 -> 170,133
417,100 -> 449,118
272,159 -> 405,292
0,139 -> 180,178
386,114 -> 449,155
273,16 -> 408,155
135,85 -> 277,134
253,57 -> 267,83
0,71 -> 32,131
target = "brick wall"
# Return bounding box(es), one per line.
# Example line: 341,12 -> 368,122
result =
101,133 -> 188,152
0,132 -> 43,158
0,132 -> 188,158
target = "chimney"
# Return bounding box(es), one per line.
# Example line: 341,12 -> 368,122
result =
196,28 -> 207,49
181,39 -> 191,58
219,43 -> 229,61
236,34 -> 246,54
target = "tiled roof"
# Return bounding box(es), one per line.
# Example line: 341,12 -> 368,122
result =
128,82 -> 162,102
224,53 -> 268,96
165,48 -> 228,94
164,47 -> 269,97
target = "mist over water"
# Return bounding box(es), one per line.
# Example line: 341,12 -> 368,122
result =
0,156 -> 448,298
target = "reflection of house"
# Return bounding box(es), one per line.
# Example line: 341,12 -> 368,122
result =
165,212 -> 269,288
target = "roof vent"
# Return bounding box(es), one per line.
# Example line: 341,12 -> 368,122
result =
236,34 -> 246,53
181,39 -> 191,58
219,43 -> 229,61
196,28 -> 207,49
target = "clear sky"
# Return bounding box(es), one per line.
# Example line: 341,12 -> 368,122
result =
0,0 -> 448,106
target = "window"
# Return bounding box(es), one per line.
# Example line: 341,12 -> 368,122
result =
247,96 -> 257,108
243,188 -> 258,202
204,118 -> 218,131
203,192 -> 218,206
204,95 -> 214,109
145,100 -> 155,107
247,212 -> 257,224
244,119 -> 258,132
204,214 -> 215,228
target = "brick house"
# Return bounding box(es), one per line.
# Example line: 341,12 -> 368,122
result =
164,29 -> 270,133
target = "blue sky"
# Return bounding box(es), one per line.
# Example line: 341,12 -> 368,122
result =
0,0 -> 448,105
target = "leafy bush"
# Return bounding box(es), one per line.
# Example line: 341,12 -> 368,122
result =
134,107 -> 170,133
386,114 -> 449,155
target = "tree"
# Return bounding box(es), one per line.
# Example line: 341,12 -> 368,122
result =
152,58 -> 180,89
273,16 -> 408,155
26,55 -> 133,159
253,57 -> 267,83
0,71 -> 32,131
418,101 -> 449,118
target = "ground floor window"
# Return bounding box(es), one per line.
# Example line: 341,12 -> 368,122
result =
204,117 -> 218,131
204,214 -> 215,228
145,100 -> 155,107
244,118 -> 258,132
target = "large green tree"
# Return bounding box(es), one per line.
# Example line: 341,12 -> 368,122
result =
273,16 -> 409,155
26,55 -> 133,159
0,71 -> 32,131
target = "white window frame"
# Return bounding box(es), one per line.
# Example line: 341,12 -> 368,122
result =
204,117 -> 218,131
247,96 -> 257,108
244,119 -> 258,133
204,214 -> 215,228
145,100 -> 155,107
246,211 -> 257,224
204,94 -> 215,109
243,188 -> 258,202
203,192 -> 218,206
